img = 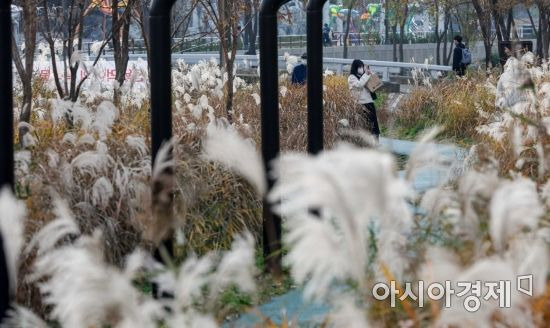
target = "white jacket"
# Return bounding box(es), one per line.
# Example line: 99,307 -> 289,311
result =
348,73 -> 373,104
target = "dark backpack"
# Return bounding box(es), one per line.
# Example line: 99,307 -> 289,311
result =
461,48 -> 472,65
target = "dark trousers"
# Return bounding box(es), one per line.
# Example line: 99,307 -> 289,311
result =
454,64 -> 466,77
362,103 -> 380,137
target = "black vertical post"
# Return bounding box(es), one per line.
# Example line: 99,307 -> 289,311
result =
150,0 -> 176,162
0,0 -> 13,321
306,0 -> 327,155
259,0 -> 290,277
149,0 -> 176,268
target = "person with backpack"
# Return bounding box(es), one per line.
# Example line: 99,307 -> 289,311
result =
323,24 -> 332,46
291,53 -> 307,85
452,35 -> 471,76
348,59 -> 380,141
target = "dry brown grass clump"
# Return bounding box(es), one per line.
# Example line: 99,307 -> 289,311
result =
391,72 -> 497,143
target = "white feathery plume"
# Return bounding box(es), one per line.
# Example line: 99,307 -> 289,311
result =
69,49 -> 81,67
280,86 -> 288,98
210,232 -> 256,294
420,247 -> 461,286
21,133 -> 36,149
436,258 -> 519,328
375,229 -> 409,282
46,149 -> 59,168
541,180 -> 550,207
168,312 -> 218,328
77,133 -> 96,146
14,151 -> 31,175
0,188 -> 26,294
190,65 -> 201,90
114,166 -> 130,196
17,121 -> 33,133
173,254 -> 215,308
270,146 -> 402,225
71,103 -> 94,129
521,51 -> 535,65
1,306 -> 49,328
251,93 -> 261,105
25,198 -> 80,256
285,213 -> 349,299
404,126 -> 446,182
60,162 -> 74,189
90,41 -> 106,56
62,132 -> 77,145
152,139 -> 174,180
92,101 -> 119,140
512,124 -> 524,158
329,296 -> 370,328
91,177 -> 114,209
31,230 -> 162,328
126,135 -> 148,156
190,103 -> 203,119
536,141 -> 546,179
458,169 -> 500,200
269,145 -> 413,298
507,235 -> 549,297
203,124 -> 266,195
420,187 -> 458,220
490,178 -> 543,251
123,248 -> 148,279
71,144 -> 114,176
457,169 -> 500,234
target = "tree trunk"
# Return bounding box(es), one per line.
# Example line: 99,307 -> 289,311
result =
398,5 -> 408,62
137,0 -> 151,73
68,2 -> 84,102
392,24 -> 397,62
244,0 -> 252,49
13,0 -> 37,143
492,6 -> 505,63
472,0 -> 493,67
246,0 -> 259,55
219,0 -> 236,121
384,0 -> 390,44
342,0 -> 356,59
112,0 -> 133,105
42,0 -> 65,98
445,20 -> 454,65
541,10 -> 550,59
492,7 -> 504,43
434,0 -> 440,65
527,8 -> 542,58
399,23 -> 405,62
507,9 -> 518,39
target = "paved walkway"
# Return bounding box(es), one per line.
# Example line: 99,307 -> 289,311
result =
227,138 -> 466,327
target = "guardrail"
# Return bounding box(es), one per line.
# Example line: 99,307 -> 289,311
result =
96,53 -> 452,82
82,31 -> 492,55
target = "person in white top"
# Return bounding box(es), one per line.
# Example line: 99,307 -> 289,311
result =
348,59 -> 380,141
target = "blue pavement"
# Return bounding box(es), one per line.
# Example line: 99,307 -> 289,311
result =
381,137 -> 466,192
227,138 -> 467,327
225,289 -> 329,328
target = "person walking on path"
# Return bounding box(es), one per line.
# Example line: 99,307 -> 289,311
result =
323,23 -> 332,46
348,59 -> 380,141
452,35 -> 470,77
291,53 -> 307,85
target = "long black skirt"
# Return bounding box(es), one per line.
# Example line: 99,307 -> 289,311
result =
362,103 -> 380,136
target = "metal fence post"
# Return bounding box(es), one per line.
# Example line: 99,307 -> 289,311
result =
306,0 -> 327,155
0,1 -> 13,321
149,0 -> 177,268
259,0 -> 290,277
